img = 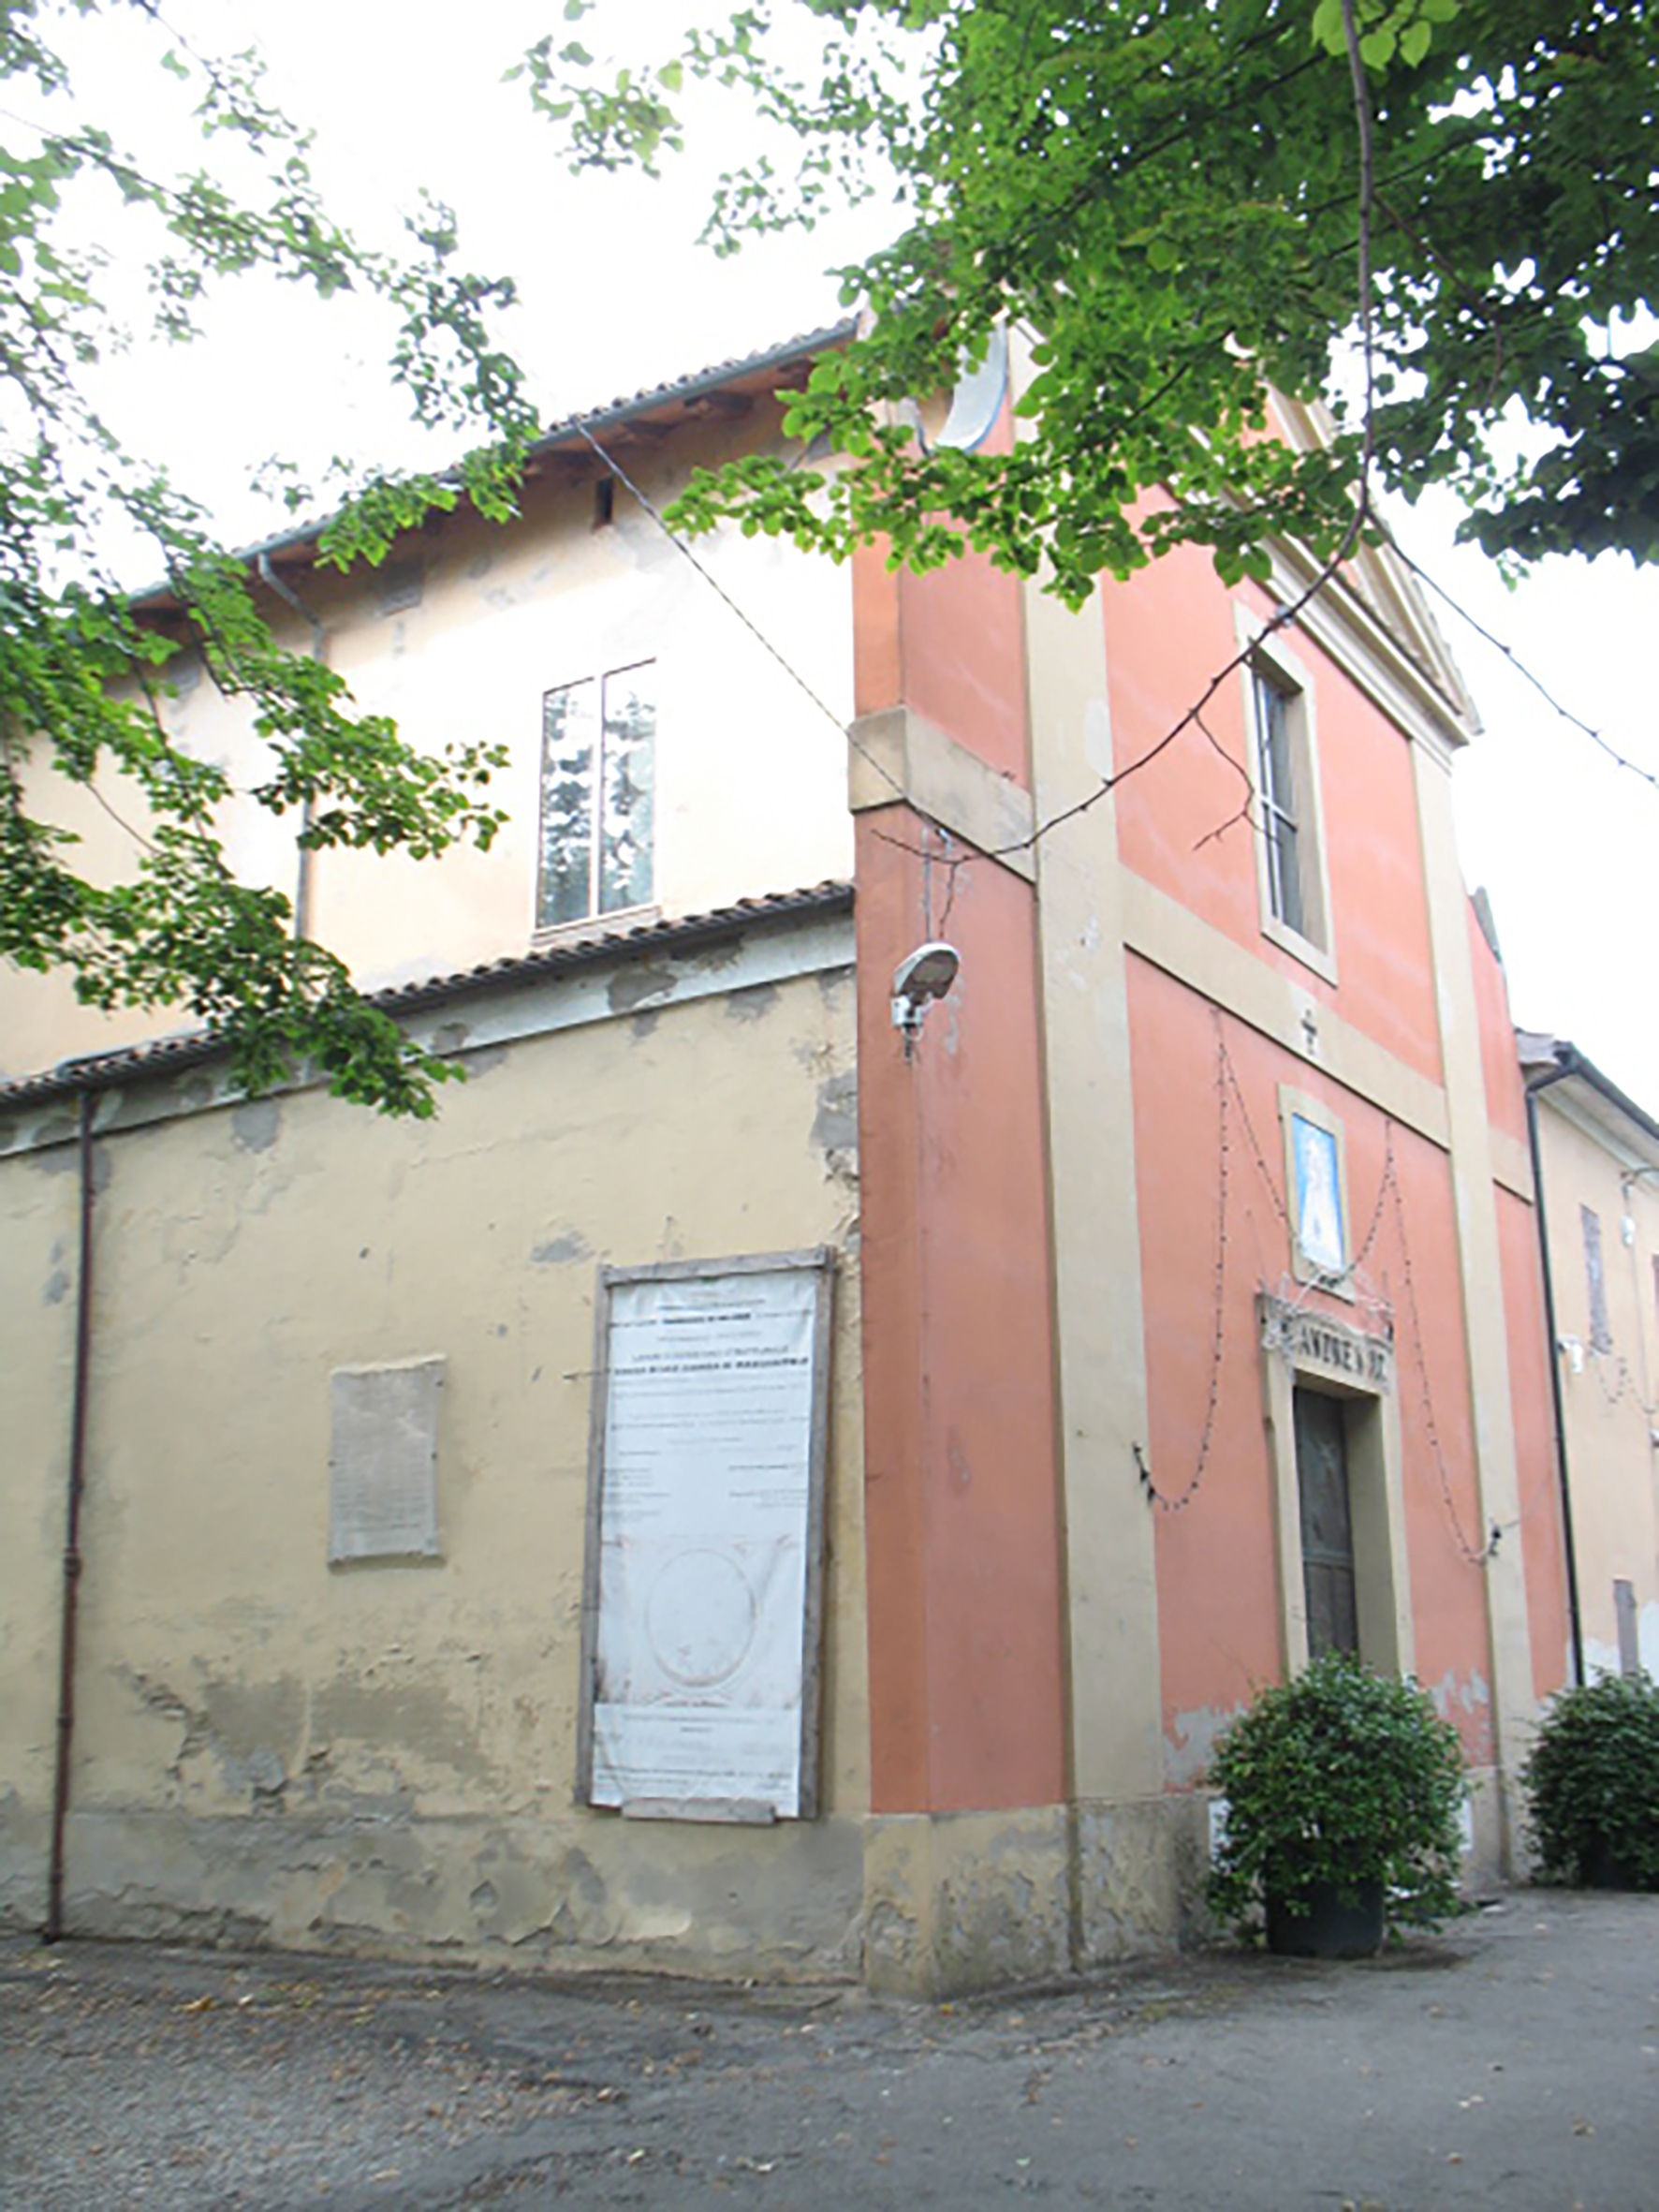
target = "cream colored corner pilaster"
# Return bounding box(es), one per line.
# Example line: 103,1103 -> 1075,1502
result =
1022,579 -> 1166,1896
846,704 -> 1036,877
1412,738 -> 1534,1859
861,1807 -> 1073,1996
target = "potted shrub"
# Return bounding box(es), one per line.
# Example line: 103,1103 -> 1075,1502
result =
1521,1669 -> 1659,1892
1207,1653 -> 1468,1957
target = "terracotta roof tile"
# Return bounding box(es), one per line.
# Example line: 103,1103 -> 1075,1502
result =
0,880 -> 855,1111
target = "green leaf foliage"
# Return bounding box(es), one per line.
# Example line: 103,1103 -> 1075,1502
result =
1521,1670 -> 1659,1891
1205,1654 -> 1469,1942
526,1 -> 1659,597
2,2 -> 533,1113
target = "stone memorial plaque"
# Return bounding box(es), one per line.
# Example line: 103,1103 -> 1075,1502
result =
328,1357 -> 444,1563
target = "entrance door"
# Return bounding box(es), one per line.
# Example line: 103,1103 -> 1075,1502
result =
1293,1387 -> 1358,1659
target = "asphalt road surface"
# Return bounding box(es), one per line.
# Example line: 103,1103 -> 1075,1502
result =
3,1888 -> 1654,2208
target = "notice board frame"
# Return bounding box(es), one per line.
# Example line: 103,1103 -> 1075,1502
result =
575,1246 -> 835,1822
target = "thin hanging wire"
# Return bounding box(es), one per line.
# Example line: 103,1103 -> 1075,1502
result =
1379,1154 -> 1496,1565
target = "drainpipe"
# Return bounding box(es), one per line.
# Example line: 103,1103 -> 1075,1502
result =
256,552 -> 324,942
1525,1058 -> 1586,1688
45,1091 -> 95,1943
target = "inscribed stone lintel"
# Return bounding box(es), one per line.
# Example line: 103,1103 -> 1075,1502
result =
328,1355 -> 445,1564
1257,1295 -> 1393,1394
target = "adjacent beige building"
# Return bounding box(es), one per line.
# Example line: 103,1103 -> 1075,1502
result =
1520,1034 -> 1659,1683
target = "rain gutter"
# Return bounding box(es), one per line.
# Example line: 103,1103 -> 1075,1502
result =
1524,1052 -> 1587,1687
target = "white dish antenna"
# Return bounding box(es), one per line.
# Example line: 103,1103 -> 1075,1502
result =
894,325 -> 1010,456
935,323 -> 1009,452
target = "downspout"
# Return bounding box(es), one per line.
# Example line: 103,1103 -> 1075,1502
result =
45,1090 -> 95,1943
256,552 -> 323,942
1525,1059 -> 1586,1687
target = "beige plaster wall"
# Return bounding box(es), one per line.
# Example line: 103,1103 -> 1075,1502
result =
0,922 -> 870,1976
1535,1103 -> 1659,1679
0,410 -> 855,1084
0,1129 -> 81,1921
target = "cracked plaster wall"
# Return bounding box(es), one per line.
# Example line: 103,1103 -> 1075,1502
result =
0,955 -> 868,1976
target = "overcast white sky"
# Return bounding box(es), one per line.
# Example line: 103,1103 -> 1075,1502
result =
42,1 -> 1659,1112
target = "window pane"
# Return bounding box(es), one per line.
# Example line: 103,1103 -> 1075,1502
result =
538,679 -> 597,928
1257,678 -> 1297,824
1269,813 -> 1304,936
1255,673 -> 1306,936
599,663 -> 655,914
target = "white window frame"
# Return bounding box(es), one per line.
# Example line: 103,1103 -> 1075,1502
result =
1234,608 -> 1337,984
535,658 -> 658,939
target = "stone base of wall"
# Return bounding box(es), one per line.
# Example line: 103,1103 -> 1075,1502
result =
18,1806 -> 866,1982
861,1795 -> 1212,1995
0,1800 -> 49,1930
1463,1762 -> 1509,1892
1,1779 -> 1512,1988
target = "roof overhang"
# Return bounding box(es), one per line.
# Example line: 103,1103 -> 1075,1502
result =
130,318 -> 859,616
1519,1031 -> 1659,1177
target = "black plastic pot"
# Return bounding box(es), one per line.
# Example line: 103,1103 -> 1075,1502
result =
1265,1876 -> 1386,1958
1581,1835 -> 1645,1891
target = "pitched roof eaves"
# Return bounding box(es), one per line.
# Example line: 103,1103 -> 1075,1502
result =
1522,1033 -> 1659,1156
0,879 -> 856,1113
131,319 -> 859,602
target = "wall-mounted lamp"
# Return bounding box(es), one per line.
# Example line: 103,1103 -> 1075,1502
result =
891,941 -> 960,1056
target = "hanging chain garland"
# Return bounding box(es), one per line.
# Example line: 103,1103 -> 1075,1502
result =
1137,1015 -> 1232,1514
1373,1146 -> 1496,1566
1586,1348 -> 1659,1420
1137,1021 -> 1501,1565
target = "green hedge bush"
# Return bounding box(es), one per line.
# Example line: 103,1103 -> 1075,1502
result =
1522,1670 -> 1659,1891
1207,1653 -> 1468,1942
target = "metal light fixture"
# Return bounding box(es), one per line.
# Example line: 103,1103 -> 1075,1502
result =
891,941 -> 960,1055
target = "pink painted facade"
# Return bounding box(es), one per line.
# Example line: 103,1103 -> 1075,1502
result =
846,382 -> 1567,1915
852,547 -> 1069,1818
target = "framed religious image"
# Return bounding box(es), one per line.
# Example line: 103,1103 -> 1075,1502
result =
1292,1113 -> 1346,1276
1281,1090 -> 1353,1295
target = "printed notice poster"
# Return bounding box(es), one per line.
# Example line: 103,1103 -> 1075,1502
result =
584,1258 -> 830,1820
